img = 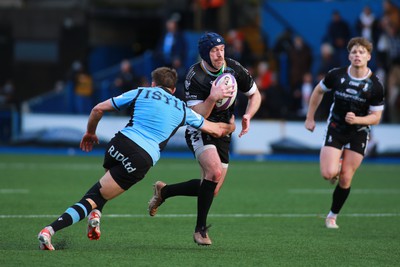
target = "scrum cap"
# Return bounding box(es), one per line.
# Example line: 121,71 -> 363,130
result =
198,32 -> 225,68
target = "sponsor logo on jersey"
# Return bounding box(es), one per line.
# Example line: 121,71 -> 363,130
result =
349,81 -> 360,87
336,91 -> 366,103
346,88 -> 358,95
108,145 -> 136,173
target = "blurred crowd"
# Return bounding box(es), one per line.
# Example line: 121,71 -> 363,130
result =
233,0 -> 400,123
3,0 -> 400,124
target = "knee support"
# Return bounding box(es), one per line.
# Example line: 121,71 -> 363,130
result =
82,182 -> 108,211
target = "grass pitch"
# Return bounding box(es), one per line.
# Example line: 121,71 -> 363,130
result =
0,153 -> 399,266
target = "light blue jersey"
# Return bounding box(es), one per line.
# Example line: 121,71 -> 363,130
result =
111,87 -> 204,165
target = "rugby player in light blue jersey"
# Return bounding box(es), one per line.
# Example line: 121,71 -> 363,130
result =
38,67 -> 235,250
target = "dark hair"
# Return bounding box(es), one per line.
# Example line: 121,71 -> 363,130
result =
198,32 -> 225,66
151,67 -> 178,89
347,37 -> 373,54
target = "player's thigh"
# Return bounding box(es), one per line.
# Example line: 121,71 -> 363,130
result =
99,171 -> 125,200
340,149 -> 364,187
198,147 -> 223,181
320,146 -> 343,178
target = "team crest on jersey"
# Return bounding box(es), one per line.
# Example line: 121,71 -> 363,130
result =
362,83 -> 369,92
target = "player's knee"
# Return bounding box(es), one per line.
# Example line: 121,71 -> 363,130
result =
82,182 -> 107,210
204,166 -> 222,182
338,174 -> 352,188
320,168 -> 337,180
211,168 -> 223,182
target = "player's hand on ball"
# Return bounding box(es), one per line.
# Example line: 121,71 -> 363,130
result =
210,79 -> 234,102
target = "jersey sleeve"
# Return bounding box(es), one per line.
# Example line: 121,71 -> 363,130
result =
226,58 -> 255,95
320,68 -> 339,92
184,106 -> 204,129
370,77 -> 385,111
111,89 -> 140,111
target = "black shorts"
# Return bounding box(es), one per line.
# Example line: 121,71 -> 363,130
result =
323,126 -> 370,156
103,132 -> 153,190
185,127 -> 231,164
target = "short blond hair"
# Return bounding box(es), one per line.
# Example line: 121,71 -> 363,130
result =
347,37 -> 373,54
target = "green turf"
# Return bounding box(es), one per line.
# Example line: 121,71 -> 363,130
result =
0,154 -> 399,266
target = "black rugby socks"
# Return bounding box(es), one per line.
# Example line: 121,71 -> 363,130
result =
331,185 -> 351,214
196,179 -> 217,230
49,199 -> 93,232
162,179 -> 201,199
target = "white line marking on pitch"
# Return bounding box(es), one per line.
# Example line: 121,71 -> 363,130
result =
0,213 -> 399,219
288,189 -> 400,194
0,189 -> 29,194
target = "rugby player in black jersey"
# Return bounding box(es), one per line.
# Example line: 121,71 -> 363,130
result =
305,37 -> 384,229
148,32 -> 261,245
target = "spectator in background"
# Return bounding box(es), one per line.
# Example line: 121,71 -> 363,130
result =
377,1 -> 400,122
288,35 -> 313,117
356,5 -> 380,44
254,60 -> 274,118
263,73 -> 287,119
197,0 -> 226,31
155,14 -> 187,69
377,14 -> 400,122
113,59 -> 139,95
273,28 -> 294,91
318,43 -> 340,78
255,60 -> 273,91
315,43 -> 339,121
172,56 -> 186,101
324,10 -> 351,67
298,72 -> 314,118
273,28 -> 294,56
0,80 -> 15,107
155,14 -> 187,100
73,63 -> 93,114
225,29 -> 254,68
383,0 -> 400,32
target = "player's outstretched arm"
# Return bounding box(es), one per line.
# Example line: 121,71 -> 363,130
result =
239,89 -> 261,138
305,84 -> 325,132
80,99 -> 114,152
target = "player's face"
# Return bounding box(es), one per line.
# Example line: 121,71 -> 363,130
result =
348,45 -> 371,68
209,44 -> 225,70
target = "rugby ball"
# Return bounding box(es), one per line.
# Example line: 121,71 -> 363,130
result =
214,73 -> 238,111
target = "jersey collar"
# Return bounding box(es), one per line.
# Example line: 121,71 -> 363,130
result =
347,65 -> 371,80
201,60 -> 225,77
